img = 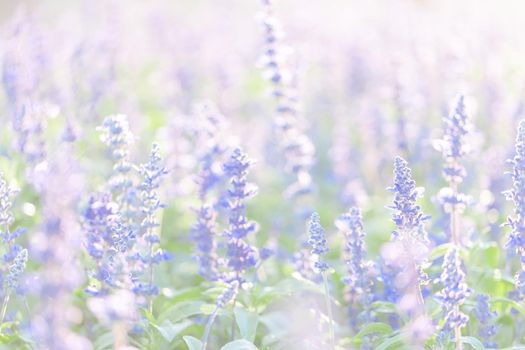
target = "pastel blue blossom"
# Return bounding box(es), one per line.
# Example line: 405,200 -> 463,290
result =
435,95 -> 471,184
98,114 -> 138,222
190,205 -> 220,281
223,148 -> 258,281
338,207 -> 374,327
387,157 -> 430,241
6,248 -> 28,293
473,294 -> 497,348
0,174 -> 28,298
436,247 -> 471,337
82,192 -> 134,296
259,0 -> 315,198
307,212 -> 329,272
129,143 -> 170,298
504,120 -> 525,296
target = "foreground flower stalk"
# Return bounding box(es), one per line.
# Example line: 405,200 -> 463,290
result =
435,96 -> 473,349
307,212 -> 335,349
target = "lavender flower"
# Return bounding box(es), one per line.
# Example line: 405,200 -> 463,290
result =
130,143 -> 170,299
435,95 -> 471,184
387,157 -> 430,240
6,248 -> 28,293
82,193 -> 134,296
31,146 -> 91,349
0,173 -> 28,300
223,148 -> 258,281
337,207 -> 373,325
190,205 -> 220,281
504,120 -> 525,296
193,101 -> 229,201
436,247 -> 471,340
307,212 -> 329,273
473,294 -> 497,348
258,0 -> 315,198
190,102 -> 229,281
98,114 -> 137,221
384,157 -> 429,315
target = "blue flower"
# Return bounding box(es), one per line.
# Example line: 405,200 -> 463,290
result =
473,294 -> 497,348
338,207 -> 374,325
505,120 -> 525,296
258,0 -> 315,198
436,247 -> 471,335
0,173 -> 28,297
190,205 -> 220,280
82,192 -> 133,296
98,114 -> 137,221
434,95 -> 471,184
130,143 -> 170,297
307,212 -> 329,272
222,148 -> 259,281
387,157 -> 430,240
6,248 -> 27,294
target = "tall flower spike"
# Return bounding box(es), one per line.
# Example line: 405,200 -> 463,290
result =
435,96 -> 472,245
190,205 -> 220,281
258,0 -> 315,198
388,157 -> 430,241
307,212 -> 329,272
82,193 -> 133,296
504,119 -> 525,296
190,102 -> 229,281
0,173 -> 28,302
98,114 -> 137,222
223,148 -> 259,282
436,247 -> 470,340
435,95 -> 471,184
473,294 -> 497,348
384,157 -> 429,315
338,208 -> 373,324
130,143 -> 170,301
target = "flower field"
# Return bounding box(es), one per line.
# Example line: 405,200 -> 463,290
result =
0,0 -> 525,349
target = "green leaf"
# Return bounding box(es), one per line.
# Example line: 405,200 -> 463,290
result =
370,301 -> 398,314
429,243 -> 454,260
183,336 -> 203,350
481,244 -> 499,268
93,332 -> 114,350
458,336 -> 485,350
490,297 -> 525,315
159,301 -> 208,323
151,319 -> 192,343
353,322 -> 393,339
220,339 -> 259,350
375,334 -> 404,350
234,307 -> 259,342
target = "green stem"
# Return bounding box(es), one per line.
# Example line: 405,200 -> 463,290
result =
201,308 -> 219,350
1,294 -> 10,323
454,306 -> 462,350
322,272 -> 335,350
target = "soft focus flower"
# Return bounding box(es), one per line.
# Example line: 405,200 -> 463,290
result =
258,0 -> 315,198
436,247 -> 471,337
307,212 -> 329,273
434,95 -> 472,184
384,156 -> 429,314
129,143 -> 170,298
504,120 -> 525,296
222,148 -> 259,281
337,207 -> 374,328
473,293 -> 497,348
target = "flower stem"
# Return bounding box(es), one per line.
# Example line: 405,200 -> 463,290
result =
201,308 -> 219,350
1,294 -> 10,323
322,272 -> 335,350
454,306 -> 463,350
